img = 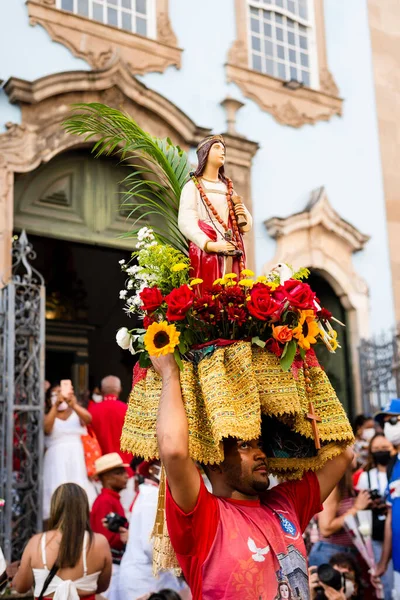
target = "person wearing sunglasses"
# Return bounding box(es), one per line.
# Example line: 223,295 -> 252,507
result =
374,399 -> 400,597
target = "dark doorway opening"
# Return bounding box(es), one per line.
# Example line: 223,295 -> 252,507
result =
26,234 -> 136,402
308,271 -> 353,418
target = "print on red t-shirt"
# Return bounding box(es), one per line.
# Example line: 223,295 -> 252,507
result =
166,471 -> 322,600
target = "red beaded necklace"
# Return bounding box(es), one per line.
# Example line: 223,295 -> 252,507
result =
190,173 -> 245,273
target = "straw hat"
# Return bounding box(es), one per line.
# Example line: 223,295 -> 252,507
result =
94,453 -> 129,476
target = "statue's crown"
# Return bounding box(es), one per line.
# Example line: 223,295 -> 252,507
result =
196,134 -> 225,152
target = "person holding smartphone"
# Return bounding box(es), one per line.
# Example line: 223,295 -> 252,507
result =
43,380 -> 97,520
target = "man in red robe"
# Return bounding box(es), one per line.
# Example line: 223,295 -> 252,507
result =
88,375 -> 133,470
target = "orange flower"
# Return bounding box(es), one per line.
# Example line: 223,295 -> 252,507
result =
272,325 -> 293,343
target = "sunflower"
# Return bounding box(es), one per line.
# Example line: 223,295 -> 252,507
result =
144,321 -> 180,357
292,310 -> 320,350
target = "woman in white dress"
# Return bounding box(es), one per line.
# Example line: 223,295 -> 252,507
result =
43,384 -> 97,520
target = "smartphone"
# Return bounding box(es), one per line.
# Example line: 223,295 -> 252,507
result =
60,379 -> 72,399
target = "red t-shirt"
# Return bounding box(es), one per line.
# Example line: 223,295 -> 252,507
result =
90,488 -> 126,563
88,394 -> 133,471
166,471 -> 322,600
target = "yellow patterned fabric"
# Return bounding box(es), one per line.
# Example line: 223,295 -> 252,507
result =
121,341 -> 354,472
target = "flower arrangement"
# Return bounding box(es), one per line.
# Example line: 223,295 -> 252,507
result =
117,227 -> 341,370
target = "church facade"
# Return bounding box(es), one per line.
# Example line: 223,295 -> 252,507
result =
1,0 -> 398,413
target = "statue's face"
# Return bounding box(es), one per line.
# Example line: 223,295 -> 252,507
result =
207,141 -> 226,168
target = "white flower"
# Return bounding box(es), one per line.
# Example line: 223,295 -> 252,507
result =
119,290 -> 128,299
116,327 -> 131,350
119,259 -> 125,265
137,227 -> 149,241
127,265 -> 140,275
136,241 -> 144,249
127,280 -> 134,290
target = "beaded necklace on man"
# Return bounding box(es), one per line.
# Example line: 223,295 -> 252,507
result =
190,174 -> 245,273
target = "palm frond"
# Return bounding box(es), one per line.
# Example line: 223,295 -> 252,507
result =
63,103 -> 191,252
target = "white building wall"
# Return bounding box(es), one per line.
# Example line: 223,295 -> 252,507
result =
0,0 -> 395,332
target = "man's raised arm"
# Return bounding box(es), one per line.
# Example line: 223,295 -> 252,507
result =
316,446 -> 354,504
151,354 -> 201,513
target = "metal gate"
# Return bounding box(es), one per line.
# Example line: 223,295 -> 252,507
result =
359,330 -> 400,415
0,231 -> 45,561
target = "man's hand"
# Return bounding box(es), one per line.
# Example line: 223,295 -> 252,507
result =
119,527 -> 129,544
353,489 -> 372,511
320,583 -> 345,600
308,567 -> 320,600
6,561 -> 20,580
150,354 -> 179,379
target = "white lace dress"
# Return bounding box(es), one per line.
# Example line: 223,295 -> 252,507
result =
43,412 -> 97,519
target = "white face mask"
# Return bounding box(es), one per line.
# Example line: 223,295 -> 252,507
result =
362,427 -> 376,442
92,393 -> 103,403
384,421 -> 400,446
51,392 -> 68,412
344,578 -> 355,598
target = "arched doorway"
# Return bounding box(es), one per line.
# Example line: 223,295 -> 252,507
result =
13,149 -> 146,400
307,271 -> 353,417
263,186 -> 370,413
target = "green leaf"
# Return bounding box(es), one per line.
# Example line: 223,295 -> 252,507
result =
299,347 -> 306,360
251,336 -> 266,348
174,349 -> 184,371
280,340 -> 297,371
139,352 -> 151,368
178,339 -> 188,354
63,103 -> 191,252
281,341 -> 289,359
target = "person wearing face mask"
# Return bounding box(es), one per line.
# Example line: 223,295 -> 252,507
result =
374,399 -> 400,596
43,383 -> 97,520
352,414 -> 376,471
356,433 -> 394,599
118,460 -> 190,600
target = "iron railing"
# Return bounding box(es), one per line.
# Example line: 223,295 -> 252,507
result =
0,232 -> 45,561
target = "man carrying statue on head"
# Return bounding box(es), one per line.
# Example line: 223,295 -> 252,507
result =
65,108 -> 356,600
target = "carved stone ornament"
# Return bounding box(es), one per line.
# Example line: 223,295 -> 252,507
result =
26,0 -> 182,75
227,0 -> 343,127
263,186 -> 371,408
0,62 -> 259,280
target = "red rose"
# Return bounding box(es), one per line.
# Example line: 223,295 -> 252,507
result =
283,280 -> 316,310
247,286 -> 279,321
143,315 -> 156,329
165,284 -> 194,321
140,287 -> 163,312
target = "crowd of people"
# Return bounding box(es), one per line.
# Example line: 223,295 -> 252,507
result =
1,367 -> 400,599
